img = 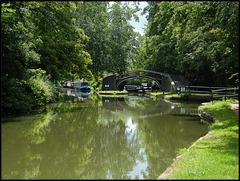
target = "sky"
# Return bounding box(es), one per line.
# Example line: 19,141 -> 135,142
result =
109,1 -> 148,35
128,1 -> 148,35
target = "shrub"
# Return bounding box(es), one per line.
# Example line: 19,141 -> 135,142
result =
26,74 -> 58,105
1,71 -> 59,116
1,76 -> 34,115
90,78 -> 102,91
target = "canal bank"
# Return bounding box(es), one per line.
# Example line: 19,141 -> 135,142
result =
157,100 -> 239,180
98,90 -> 128,96
146,91 -> 218,102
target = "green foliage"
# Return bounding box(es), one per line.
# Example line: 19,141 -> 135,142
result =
1,2 -> 15,20
180,92 -> 191,100
1,71 -> 59,116
90,78 -> 102,92
1,1 -> 92,82
26,73 -> 59,105
73,1 -> 141,80
74,2 -> 110,79
1,1 -> 141,82
1,76 -> 34,115
229,73 -> 239,86
1,1 -> 91,115
141,1 -> 239,86
26,1 -> 92,81
107,2 -> 140,74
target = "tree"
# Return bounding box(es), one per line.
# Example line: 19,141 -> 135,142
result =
1,1 -> 92,82
1,1 -> 92,115
141,1 -> 239,86
74,1 -> 110,81
27,1 -> 92,81
107,1 -> 140,74
74,1 -> 141,80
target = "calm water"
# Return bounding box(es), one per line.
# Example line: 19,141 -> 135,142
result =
1,89 -> 209,179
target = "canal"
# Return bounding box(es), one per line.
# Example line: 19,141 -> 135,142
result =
1,89 -> 209,179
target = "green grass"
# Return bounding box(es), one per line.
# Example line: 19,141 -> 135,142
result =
146,92 -> 177,97
168,99 -> 239,180
98,90 -> 128,97
98,90 -> 128,94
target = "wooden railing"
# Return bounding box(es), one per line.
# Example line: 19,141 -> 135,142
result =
211,87 -> 239,101
177,86 -> 239,101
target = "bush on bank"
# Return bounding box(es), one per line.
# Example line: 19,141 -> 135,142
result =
1,72 -> 59,116
168,99 -> 239,179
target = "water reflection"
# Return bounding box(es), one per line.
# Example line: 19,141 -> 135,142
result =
1,94 -> 209,179
102,95 -> 199,118
62,88 -> 90,99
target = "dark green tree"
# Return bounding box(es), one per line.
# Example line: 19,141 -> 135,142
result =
27,1 -> 92,81
107,1 -> 140,74
1,1 -> 92,115
141,1 -> 239,86
74,1 -> 110,81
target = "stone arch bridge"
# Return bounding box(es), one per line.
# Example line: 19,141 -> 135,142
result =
102,70 -> 189,93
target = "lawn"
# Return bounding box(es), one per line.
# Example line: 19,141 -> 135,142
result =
167,99 -> 239,179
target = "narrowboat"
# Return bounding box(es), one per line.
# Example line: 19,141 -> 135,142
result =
62,81 -> 75,88
74,81 -> 91,91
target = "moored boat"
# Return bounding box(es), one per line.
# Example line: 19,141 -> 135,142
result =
74,81 -> 90,91
62,81 -> 75,88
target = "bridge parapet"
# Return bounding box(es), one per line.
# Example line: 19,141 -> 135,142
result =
102,70 -> 189,93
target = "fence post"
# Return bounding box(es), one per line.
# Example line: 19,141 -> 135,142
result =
210,87 -> 213,104
224,88 -> 227,101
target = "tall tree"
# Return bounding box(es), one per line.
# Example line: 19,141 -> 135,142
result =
141,1 -> 239,86
27,1 -> 92,81
107,1 -> 140,74
74,1 -> 110,81
2,1 -> 92,82
1,1 -> 92,114
74,1 -> 141,79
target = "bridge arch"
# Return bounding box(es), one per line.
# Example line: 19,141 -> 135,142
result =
116,75 -> 161,91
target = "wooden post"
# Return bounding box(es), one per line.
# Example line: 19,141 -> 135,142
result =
224,88 -> 227,101
211,88 -> 213,104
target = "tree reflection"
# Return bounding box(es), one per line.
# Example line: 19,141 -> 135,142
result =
2,95 -> 208,179
101,95 -> 209,179
25,111 -> 56,144
136,114 -> 208,178
2,98 -> 142,179
124,96 -> 158,110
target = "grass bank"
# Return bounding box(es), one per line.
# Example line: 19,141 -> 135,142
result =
147,92 -> 217,102
146,91 -> 174,97
163,99 -> 239,179
98,90 -> 128,96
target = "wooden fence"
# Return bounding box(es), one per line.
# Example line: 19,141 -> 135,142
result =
177,86 -> 239,101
